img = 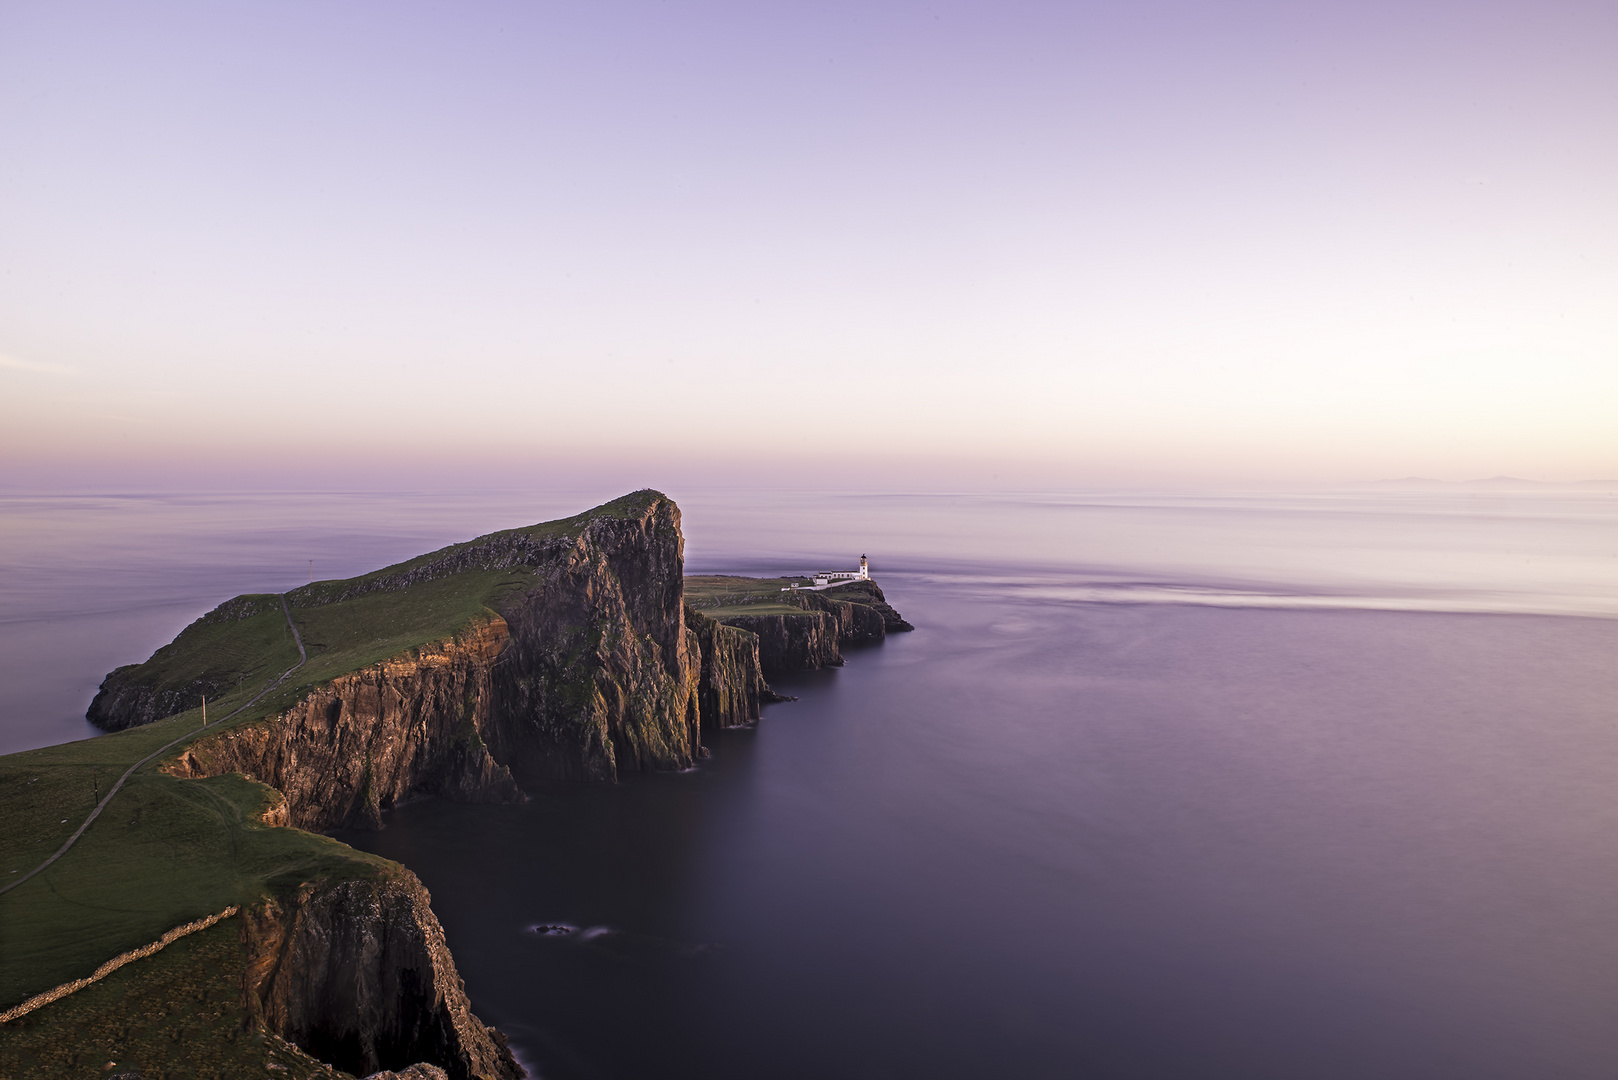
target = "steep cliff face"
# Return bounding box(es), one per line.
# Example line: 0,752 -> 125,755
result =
811,580 -> 915,633
165,619 -> 520,833
717,610 -> 843,677
482,495 -> 699,784
241,872 -> 522,1080
683,606 -> 767,730
160,491 -> 706,824
798,592 -> 889,645
708,579 -> 911,678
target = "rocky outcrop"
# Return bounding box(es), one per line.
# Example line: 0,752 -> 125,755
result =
365,1067 -> 450,1080
162,492 -> 706,823
813,580 -> 915,633
88,595 -> 287,731
798,592 -> 889,645
89,666 -> 238,733
709,580 -> 912,678
717,610 -> 843,677
241,873 -> 522,1080
164,619 -> 521,833
481,494 -> 699,784
683,606 -> 768,730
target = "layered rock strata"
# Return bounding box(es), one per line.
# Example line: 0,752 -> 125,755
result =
165,619 -> 521,832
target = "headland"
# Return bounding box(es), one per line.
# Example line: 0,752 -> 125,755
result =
0,491 -> 908,1079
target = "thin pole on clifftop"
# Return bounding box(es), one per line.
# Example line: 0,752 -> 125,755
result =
309,559 -> 313,584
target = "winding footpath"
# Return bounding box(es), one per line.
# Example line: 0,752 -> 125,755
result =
0,595 -> 307,899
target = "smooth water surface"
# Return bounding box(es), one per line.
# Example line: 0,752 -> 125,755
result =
346,592 -> 1618,1079
2,487 -> 1615,1077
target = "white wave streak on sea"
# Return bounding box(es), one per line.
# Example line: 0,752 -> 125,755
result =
921,574 -> 1618,619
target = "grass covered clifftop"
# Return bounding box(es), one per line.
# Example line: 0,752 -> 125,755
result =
89,489 -> 669,735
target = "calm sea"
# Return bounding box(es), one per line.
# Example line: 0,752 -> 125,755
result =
3,488 -> 1615,1078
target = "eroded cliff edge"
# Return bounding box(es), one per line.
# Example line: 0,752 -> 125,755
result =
242,871 -> 520,1080
106,491 -> 748,828
685,575 -> 914,678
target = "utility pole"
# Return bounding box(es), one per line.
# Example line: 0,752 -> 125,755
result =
309,559 -> 314,584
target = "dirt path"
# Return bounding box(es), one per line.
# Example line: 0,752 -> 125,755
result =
0,595 -> 307,898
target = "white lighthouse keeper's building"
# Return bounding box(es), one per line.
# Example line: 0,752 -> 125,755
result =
813,556 -> 869,587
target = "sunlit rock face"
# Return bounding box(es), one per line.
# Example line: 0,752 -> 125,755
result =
164,617 -> 522,832
128,492 -> 753,829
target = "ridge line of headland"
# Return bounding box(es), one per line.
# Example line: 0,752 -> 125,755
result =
0,596 -> 307,898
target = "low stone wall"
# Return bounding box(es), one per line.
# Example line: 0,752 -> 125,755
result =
0,906 -> 240,1024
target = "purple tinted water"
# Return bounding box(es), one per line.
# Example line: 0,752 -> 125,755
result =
344,592 -> 1618,1079
3,489 -> 1615,1076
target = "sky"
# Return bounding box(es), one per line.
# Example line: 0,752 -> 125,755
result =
1,0 -> 1614,491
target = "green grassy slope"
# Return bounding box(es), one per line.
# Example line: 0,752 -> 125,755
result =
0,918 -> 342,1080
683,574 -> 815,617
0,721 -> 399,1007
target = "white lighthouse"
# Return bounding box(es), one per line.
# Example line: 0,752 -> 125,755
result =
811,556 -> 872,587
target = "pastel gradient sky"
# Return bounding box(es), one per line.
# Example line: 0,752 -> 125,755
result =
1,1 -> 1613,489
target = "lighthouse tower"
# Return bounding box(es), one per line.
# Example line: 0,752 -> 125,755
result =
858,554 -> 869,580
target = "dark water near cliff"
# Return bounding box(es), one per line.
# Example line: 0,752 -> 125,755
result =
3,488 -> 1617,1077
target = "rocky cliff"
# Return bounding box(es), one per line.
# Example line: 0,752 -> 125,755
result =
811,579 -> 915,634
713,579 -> 912,678
72,492 -> 904,1080
480,497 -> 699,784
683,606 -> 768,730
148,491 -> 713,827
164,618 -> 521,832
241,872 -> 522,1080
716,610 -> 843,677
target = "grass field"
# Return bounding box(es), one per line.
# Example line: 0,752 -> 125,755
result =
684,574 -> 816,617
0,919 -> 340,1080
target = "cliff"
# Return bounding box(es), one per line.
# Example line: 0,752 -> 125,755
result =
685,575 -> 912,678
715,610 -> 843,676
109,491 -> 712,828
683,606 -> 769,730
164,618 -> 521,832
810,579 -> 915,634
241,872 -> 521,1080
479,500 -> 699,784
